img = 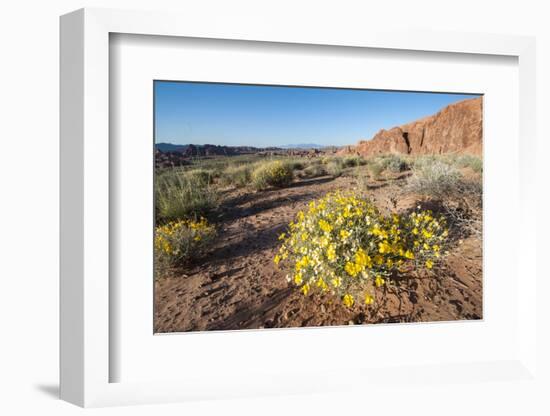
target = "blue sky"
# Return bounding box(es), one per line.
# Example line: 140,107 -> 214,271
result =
154,81 -> 480,147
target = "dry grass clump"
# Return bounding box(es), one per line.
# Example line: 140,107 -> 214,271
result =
286,159 -> 307,171
251,160 -> 294,190
302,164 -> 327,178
407,159 -> 462,199
219,164 -> 252,188
156,170 -> 219,222
326,159 -> 344,177
367,160 -> 384,179
454,154 -> 483,173
342,155 -> 366,168
185,168 -> 215,185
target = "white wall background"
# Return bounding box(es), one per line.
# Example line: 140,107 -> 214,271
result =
0,1 -> 548,415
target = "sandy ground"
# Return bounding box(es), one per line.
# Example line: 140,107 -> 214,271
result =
154,172 -> 482,332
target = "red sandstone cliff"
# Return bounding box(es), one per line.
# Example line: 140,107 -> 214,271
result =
341,97 -> 482,156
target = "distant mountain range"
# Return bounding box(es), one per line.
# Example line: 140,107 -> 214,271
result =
280,144 -> 325,149
157,143 -> 257,156
155,143 -> 285,157
155,142 -> 326,154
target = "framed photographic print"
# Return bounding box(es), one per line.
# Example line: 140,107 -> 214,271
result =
152,81 -> 483,333
60,8 -> 539,408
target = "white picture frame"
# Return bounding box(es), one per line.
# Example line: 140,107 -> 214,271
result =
60,8 -> 538,408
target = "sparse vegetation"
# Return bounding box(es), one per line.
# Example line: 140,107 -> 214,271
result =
155,150 -> 482,329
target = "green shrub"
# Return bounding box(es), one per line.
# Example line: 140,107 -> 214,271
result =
155,218 -> 216,277
251,161 -> 294,190
156,171 -> 219,222
220,165 -> 252,188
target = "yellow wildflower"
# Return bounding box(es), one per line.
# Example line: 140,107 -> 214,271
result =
354,248 -> 372,269
378,241 -> 392,254
326,244 -> 337,262
343,294 -> 354,307
318,219 -> 333,233
340,229 -> 350,239
345,261 -> 361,277
331,277 -> 342,288
316,278 -> 328,291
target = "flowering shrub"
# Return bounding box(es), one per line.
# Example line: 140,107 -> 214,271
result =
274,191 -> 448,307
252,161 -> 293,190
155,217 -> 216,276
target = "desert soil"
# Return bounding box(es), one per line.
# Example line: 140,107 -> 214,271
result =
154,172 -> 482,332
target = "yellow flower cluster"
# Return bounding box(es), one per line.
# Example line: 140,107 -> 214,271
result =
274,191 -> 448,307
155,217 -> 216,275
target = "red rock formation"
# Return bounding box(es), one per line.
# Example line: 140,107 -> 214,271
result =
342,97 -> 482,156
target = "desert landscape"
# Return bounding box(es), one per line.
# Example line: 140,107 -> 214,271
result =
154,89 -> 483,333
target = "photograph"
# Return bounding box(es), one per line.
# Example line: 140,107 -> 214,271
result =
153,81 -> 483,333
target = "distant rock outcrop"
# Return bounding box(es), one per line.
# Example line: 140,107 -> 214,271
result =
341,97 -> 482,157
